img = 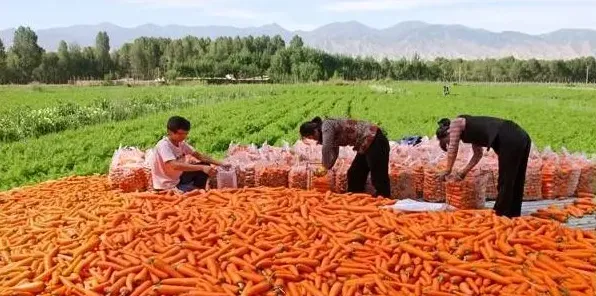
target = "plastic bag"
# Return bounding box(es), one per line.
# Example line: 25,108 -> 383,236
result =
541,147 -> 558,199
108,146 -> 148,192
236,163 -> 256,188
226,142 -> 241,157
255,162 -> 290,188
555,150 -> 581,197
576,156 -> 595,197
382,199 -> 454,212
521,147 -> 542,200
445,169 -> 488,210
306,162 -> 333,193
523,156 -> 542,201
482,159 -> 498,201
208,175 -> 217,190
288,165 -> 308,190
144,148 -> 154,190
311,171 -> 333,193
334,163 -> 349,194
389,163 -> 417,200
423,156 -> 446,202
413,162 -> 425,199
217,167 -> 238,189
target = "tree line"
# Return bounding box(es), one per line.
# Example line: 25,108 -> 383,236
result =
0,26 -> 595,84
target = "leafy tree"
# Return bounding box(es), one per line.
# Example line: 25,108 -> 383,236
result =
57,41 -> 71,82
0,39 -> 6,83
3,28 -> 596,84
7,26 -> 44,83
95,32 -> 112,76
33,52 -> 60,83
289,35 -> 304,49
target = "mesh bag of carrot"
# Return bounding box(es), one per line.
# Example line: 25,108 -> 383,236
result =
555,152 -> 582,198
333,162 -> 349,194
108,146 -> 149,193
306,163 -> 334,193
236,162 -> 256,188
523,156 -> 543,201
143,148 -> 154,190
445,169 -> 488,210
480,158 -> 498,201
255,162 -> 290,188
575,156 -> 596,198
541,148 -> 558,199
389,163 -> 417,200
423,164 -> 446,202
288,165 -> 308,190
413,163 -> 424,198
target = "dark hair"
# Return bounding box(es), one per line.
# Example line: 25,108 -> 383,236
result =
436,118 -> 450,151
167,116 -> 191,132
299,116 -> 323,137
435,118 -> 450,139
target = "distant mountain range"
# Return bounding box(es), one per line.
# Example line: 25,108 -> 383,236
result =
2,21 -> 596,60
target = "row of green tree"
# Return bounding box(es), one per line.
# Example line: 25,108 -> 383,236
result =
1,26 -> 595,84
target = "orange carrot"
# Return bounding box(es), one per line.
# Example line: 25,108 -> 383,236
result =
475,268 -> 513,285
242,281 -> 272,296
399,243 -> 434,261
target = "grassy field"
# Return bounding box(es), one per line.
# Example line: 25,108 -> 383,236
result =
1,82 -> 595,190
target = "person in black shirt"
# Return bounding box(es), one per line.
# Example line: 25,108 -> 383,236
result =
435,115 -> 532,217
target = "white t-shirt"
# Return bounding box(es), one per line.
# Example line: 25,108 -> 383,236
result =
151,137 -> 196,190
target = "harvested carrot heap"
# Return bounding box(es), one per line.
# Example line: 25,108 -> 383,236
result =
0,176 -> 595,296
532,197 -> 595,222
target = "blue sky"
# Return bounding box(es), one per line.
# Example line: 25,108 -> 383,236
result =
1,0 -> 595,34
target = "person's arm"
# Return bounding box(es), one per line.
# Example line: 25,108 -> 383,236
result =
166,160 -> 213,174
156,141 -> 213,174
321,122 -> 339,170
183,142 -> 226,167
191,150 -> 224,166
460,144 -> 483,178
445,118 -> 465,174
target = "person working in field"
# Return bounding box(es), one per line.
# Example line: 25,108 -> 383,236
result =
436,115 -> 531,218
151,116 -> 229,193
299,117 -> 391,198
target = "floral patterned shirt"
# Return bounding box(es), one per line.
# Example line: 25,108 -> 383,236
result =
321,118 -> 379,169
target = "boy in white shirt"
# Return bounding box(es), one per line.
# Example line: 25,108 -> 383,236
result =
151,116 -> 228,192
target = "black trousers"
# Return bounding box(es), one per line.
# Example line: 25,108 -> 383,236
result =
178,162 -> 209,192
347,130 -> 391,197
492,122 -> 531,218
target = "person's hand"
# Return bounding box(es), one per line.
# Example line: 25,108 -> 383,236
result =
202,166 -> 216,176
455,170 -> 467,181
438,170 -> 451,181
313,165 -> 327,177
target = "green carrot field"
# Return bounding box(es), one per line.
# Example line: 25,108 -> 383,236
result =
1,82 -> 595,190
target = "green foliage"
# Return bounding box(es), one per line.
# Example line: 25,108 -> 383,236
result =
95,32 -> 111,76
2,28 -> 596,85
0,39 -> 6,84
7,27 -> 44,83
289,35 -> 304,48
165,69 -> 180,82
1,82 -> 595,190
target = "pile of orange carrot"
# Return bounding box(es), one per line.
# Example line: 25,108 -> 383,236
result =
531,198 -> 595,222
0,176 -> 595,296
